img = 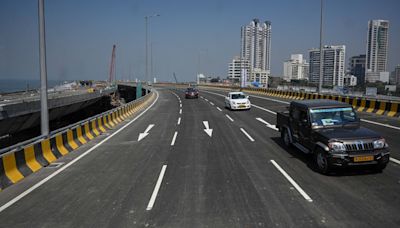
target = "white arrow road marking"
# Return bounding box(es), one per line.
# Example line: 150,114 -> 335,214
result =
138,124 -> 155,141
256,117 -> 279,131
225,114 -> 234,122
203,121 -> 213,137
240,128 -> 255,142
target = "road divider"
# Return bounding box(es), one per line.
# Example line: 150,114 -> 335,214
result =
0,91 -> 156,191
201,89 -> 400,132
199,85 -> 400,118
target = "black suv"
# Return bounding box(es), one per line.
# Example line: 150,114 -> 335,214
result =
276,99 -> 390,174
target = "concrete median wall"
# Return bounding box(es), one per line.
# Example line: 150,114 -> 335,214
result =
0,91 -> 156,191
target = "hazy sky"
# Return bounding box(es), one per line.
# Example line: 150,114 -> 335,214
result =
0,0 -> 399,82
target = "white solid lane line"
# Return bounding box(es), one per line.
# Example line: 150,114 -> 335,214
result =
251,104 -> 277,115
270,160 -> 313,202
390,157 -> 400,165
361,119 -> 400,131
225,114 -> 234,122
256,117 -> 279,131
171,131 -> 178,146
216,107 -> 222,111
177,117 -> 181,125
240,128 -> 255,142
0,91 -> 160,213
146,165 -> 167,210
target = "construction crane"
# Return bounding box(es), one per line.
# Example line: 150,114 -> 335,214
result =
173,72 -> 178,84
108,45 -> 116,84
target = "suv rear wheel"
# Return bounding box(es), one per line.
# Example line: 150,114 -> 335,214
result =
315,148 -> 330,174
281,128 -> 291,148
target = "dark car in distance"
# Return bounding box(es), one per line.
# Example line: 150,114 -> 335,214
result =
185,88 -> 199,99
276,99 -> 390,174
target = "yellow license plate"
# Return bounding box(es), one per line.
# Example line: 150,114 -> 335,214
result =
239,105 -> 246,108
354,156 -> 374,162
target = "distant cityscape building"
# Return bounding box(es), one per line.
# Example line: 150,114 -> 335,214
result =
393,65 -> 400,85
283,54 -> 309,81
365,20 -> 389,82
349,54 -> 366,85
240,19 -> 271,85
309,45 -> 346,87
228,56 -> 249,83
344,75 -> 357,86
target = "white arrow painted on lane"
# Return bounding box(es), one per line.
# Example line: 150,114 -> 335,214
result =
256,117 -> 279,131
203,121 -> 213,137
138,124 -> 155,141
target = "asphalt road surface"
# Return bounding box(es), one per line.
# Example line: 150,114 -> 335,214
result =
0,87 -> 399,228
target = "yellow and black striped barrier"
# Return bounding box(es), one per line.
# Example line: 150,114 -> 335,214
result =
199,85 -> 400,118
0,92 -> 156,191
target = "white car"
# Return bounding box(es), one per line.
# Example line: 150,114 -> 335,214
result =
224,92 -> 251,110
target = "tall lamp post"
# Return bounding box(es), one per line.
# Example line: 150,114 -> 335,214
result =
145,14 -> 160,85
38,0 -> 49,136
318,0 -> 324,93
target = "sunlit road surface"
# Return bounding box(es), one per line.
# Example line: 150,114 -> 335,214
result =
0,87 -> 399,227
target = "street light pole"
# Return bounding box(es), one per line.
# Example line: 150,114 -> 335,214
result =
38,0 -> 49,136
145,14 -> 159,85
318,0 -> 324,93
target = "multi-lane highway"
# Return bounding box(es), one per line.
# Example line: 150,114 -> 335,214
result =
0,87 -> 399,227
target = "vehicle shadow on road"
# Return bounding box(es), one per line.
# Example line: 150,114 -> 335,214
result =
270,137 -> 382,177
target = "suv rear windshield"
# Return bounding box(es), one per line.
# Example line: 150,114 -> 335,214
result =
310,107 -> 357,127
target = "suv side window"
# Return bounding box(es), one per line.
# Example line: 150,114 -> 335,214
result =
291,107 -> 300,120
299,110 -> 308,122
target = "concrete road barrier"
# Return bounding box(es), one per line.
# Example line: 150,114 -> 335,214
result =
0,91 -> 156,191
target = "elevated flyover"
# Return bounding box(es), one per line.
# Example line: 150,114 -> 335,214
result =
0,85 -> 399,227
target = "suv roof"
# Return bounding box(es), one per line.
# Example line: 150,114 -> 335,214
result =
292,99 -> 352,109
